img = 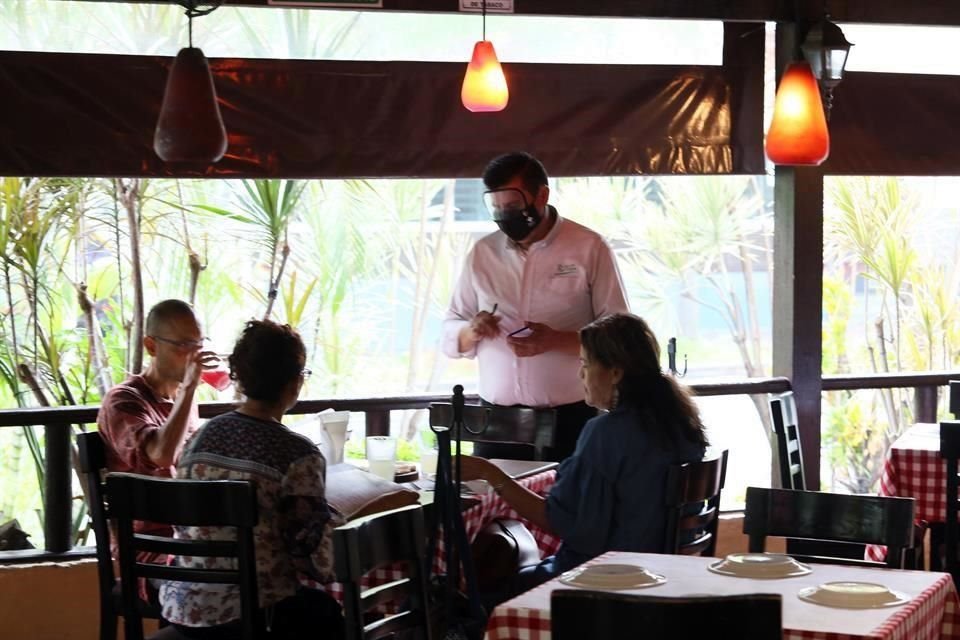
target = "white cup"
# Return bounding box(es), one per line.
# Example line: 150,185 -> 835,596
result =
365,436 -> 397,481
319,411 -> 351,465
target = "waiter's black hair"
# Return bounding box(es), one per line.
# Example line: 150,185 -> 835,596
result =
482,152 -> 549,195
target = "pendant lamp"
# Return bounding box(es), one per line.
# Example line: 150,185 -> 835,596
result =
154,1 -> 227,164
765,61 -> 830,166
461,0 -> 509,112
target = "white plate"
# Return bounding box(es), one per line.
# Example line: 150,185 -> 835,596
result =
798,581 -> 910,609
558,563 -> 666,590
708,553 -> 812,579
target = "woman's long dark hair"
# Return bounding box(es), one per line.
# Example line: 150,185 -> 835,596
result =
579,313 -> 708,449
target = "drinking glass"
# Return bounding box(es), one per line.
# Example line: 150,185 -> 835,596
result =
200,355 -> 232,391
418,427 -> 439,477
365,436 -> 397,481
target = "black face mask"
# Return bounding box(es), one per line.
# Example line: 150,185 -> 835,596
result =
495,203 -> 542,242
484,187 -> 543,242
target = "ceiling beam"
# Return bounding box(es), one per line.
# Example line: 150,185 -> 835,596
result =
64,0 -> 960,27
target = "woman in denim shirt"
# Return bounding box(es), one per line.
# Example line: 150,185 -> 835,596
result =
461,313 -> 708,592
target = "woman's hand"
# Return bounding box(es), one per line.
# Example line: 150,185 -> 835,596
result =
458,455 -> 503,484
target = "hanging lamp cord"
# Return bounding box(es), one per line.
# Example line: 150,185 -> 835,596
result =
180,0 -> 223,48
482,0 -> 486,41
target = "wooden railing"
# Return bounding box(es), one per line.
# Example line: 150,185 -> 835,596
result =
2,372 -> 957,559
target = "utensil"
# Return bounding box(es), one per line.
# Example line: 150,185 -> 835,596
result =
707,553 -> 811,579
798,581 -> 909,609
559,563 -> 666,590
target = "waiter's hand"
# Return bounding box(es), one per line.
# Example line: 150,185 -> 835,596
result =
468,310 -> 501,340
507,321 -> 560,357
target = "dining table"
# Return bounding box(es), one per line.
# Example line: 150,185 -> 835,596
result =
485,550 -> 960,640
312,458 -> 561,601
867,422 -> 943,564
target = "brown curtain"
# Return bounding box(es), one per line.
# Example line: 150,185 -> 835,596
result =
0,51 -> 755,178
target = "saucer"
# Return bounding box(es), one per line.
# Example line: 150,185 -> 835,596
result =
708,553 -> 811,579
559,563 -> 666,590
798,581 -> 909,609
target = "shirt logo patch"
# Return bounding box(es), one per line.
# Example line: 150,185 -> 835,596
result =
553,263 -> 579,278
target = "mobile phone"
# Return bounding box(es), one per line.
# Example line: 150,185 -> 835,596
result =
507,326 -> 533,338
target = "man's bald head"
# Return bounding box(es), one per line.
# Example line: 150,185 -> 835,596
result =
145,299 -> 197,336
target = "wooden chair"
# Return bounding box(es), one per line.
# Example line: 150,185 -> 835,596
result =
743,486 -> 916,569
551,590 -> 782,640
76,432 -> 163,640
769,392 -> 805,490
950,382 -> 960,418
663,449 -> 728,556
429,402 -> 556,461
941,420 -> 960,581
106,472 -> 262,640
334,504 -> 432,640
767,395 -> 926,567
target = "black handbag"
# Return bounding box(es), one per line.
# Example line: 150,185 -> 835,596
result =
425,385 -> 487,640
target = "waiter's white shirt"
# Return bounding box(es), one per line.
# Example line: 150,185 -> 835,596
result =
442,211 -> 629,407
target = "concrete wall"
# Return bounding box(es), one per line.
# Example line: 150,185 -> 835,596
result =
0,559 -> 158,640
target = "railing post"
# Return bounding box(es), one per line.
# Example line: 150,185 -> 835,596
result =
43,422 -> 72,552
914,385 -> 938,423
365,410 -> 390,437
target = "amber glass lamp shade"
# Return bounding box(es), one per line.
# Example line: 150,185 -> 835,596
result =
153,47 -> 228,164
765,62 -> 830,166
461,40 -> 509,113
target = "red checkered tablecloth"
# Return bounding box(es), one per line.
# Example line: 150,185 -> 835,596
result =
867,423 -> 942,562
311,469 -> 560,602
485,551 -> 960,640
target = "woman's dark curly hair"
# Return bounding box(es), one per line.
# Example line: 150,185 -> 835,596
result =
228,320 -> 306,403
579,313 -> 708,449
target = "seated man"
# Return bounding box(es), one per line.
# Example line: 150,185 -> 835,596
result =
98,299 -> 216,567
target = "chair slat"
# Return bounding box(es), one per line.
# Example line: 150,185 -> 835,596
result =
663,450 -> 728,556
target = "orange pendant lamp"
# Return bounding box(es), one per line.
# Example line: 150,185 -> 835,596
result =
765,61 -> 829,165
461,1 -> 508,112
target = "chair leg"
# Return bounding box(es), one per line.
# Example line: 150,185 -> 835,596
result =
100,607 -> 117,640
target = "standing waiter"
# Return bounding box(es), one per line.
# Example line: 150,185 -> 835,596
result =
442,152 -> 630,461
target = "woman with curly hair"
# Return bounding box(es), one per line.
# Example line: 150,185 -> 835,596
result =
160,320 -> 343,639
461,312 -> 708,592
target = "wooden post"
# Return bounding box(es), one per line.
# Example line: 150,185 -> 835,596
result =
43,422 -> 72,552
771,22 -> 825,490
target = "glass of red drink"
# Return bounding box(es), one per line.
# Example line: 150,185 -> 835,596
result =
200,355 -> 232,391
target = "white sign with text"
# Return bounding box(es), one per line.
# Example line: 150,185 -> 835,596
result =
459,0 -> 514,13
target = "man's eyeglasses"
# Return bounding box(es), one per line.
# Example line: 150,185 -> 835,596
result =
301,368 -> 313,379
150,335 -> 207,351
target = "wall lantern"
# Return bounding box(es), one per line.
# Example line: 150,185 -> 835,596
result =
801,16 -> 854,118
461,0 -> 509,113
153,1 -> 228,164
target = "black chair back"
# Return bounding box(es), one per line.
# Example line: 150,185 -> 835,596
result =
76,431 -> 162,640
743,486 -> 916,569
941,420 -> 960,580
106,472 -> 262,640
769,392 -> 805,490
334,504 -> 432,640
663,449 -> 728,556
551,590 -> 783,640
429,402 -> 556,461
950,383 -> 960,418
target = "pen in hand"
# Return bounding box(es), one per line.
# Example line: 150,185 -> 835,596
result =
490,303 -> 498,315
507,325 -> 531,337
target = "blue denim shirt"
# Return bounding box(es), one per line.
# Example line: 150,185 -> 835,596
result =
545,404 -> 705,572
